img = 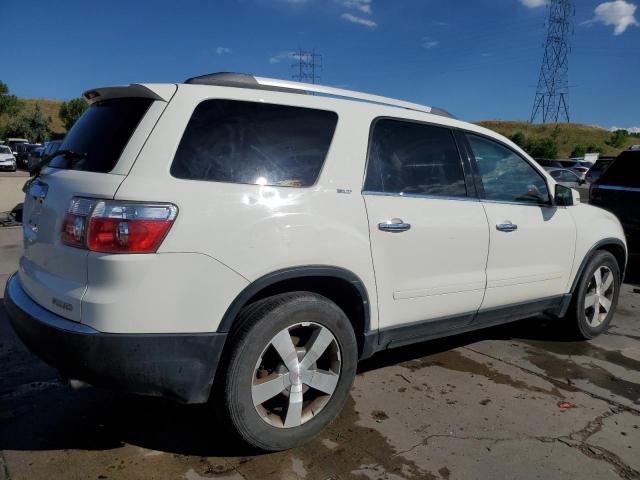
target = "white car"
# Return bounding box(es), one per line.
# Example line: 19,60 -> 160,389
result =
0,145 -> 17,171
5,73 -> 627,451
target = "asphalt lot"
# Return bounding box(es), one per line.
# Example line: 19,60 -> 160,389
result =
1,227 -> 639,480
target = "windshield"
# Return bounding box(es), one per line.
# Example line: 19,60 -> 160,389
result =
48,97 -> 152,173
0,146 -> 11,154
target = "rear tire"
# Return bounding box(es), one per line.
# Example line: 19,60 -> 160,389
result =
564,250 -> 620,339
217,292 -> 358,451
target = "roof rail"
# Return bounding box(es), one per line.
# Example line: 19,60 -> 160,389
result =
184,72 -> 454,118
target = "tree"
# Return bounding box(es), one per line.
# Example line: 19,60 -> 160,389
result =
5,103 -> 51,142
527,138 -> 558,159
509,131 -> 527,148
59,98 -> 87,131
606,129 -> 628,148
0,80 -> 20,118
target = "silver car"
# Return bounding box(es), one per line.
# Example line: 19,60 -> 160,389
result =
0,145 -> 17,171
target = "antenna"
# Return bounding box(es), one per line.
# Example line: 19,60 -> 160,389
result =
530,0 -> 574,123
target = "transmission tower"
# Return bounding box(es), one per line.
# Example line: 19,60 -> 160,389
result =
530,0 -> 574,124
292,49 -> 322,84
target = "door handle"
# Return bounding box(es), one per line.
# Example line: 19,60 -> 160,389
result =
496,222 -> 518,232
378,219 -> 411,233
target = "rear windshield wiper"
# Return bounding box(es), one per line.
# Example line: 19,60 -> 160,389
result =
32,150 -> 86,177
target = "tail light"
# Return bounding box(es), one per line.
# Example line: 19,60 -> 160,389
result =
61,197 -> 177,253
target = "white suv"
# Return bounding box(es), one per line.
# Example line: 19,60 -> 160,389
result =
5,73 -> 627,451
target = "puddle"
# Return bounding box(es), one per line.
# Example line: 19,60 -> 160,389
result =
399,350 -> 563,397
523,347 -> 640,405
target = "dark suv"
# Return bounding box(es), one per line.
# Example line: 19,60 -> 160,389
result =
590,149 -> 640,283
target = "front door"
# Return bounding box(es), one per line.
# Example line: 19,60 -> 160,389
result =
363,119 -> 489,330
464,133 -> 575,310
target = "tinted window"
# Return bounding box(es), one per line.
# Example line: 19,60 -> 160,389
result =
598,151 -> 640,188
467,134 -> 550,205
364,119 -> 466,197
171,100 -> 338,187
49,98 -> 152,173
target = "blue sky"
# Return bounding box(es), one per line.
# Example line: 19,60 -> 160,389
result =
2,0 -> 638,127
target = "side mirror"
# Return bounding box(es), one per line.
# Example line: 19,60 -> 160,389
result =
555,184 -> 580,206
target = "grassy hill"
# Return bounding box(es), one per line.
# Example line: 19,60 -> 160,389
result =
0,98 -> 65,138
477,121 -> 636,158
19,98 -> 65,134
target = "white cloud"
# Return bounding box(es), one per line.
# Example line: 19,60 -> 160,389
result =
268,51 -> 296,64
583,0 -> 639,35
336,0 -> 372,14
610,126 -> 640,133
422,38 -> 439,49
520,0 -> 547,7
215,47 -> 231,55
341,13 -> 377,27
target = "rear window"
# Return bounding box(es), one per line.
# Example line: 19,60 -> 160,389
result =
49,97 -> 152,173
598,151 -> 640,188
170,100 -> 338,187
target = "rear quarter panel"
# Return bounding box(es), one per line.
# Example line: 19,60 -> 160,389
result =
114,86 -> 379,332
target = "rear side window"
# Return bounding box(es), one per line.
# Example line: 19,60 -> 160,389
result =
49,98 -> 152,173
170,100 -> 338,187
598,152 -> 640,188
364,119 -> 467,197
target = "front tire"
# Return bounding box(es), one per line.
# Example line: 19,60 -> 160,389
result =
565,250 -> 620,339
218,292 -> 358,451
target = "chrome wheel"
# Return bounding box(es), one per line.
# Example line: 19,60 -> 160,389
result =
251,322 -> 341,428
584,265 -> 615,328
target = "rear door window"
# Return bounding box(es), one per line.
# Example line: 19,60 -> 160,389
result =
170,100 -> 338,187
49,97 -> 152,173
364,119 -> 467,197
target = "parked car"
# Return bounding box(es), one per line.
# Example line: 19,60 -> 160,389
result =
5,138 -> 28,155
0,145 -> 17,171
585,157 -> 616,184
559,159 -> 595,180
590,149 -> 639,283
535,158 -> 564,170
27,140 -> 62,173
15,143 -> 41,169
547,168 -> 584,189
4,73 -> 628,451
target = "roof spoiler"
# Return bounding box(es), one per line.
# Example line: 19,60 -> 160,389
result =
184,72 -> 455,118
82,84 -> 177,105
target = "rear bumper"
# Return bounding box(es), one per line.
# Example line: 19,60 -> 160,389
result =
4,272 -> 226,403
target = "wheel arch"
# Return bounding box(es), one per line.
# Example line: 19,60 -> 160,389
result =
570,238 -> 628,293
217,265 -> 371,356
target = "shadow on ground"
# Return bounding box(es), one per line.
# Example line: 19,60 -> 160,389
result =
1,301 -> 585,458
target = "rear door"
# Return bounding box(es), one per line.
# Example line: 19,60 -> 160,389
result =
363,119 -> 489,331
19,91 -> 171,321
464,133 -> 575,310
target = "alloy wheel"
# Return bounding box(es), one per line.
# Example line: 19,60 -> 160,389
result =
251,322 -> 341,428
584,265 -> 615,328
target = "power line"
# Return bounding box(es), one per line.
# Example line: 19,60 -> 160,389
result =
530,0 -> 575,123
291,48 -> 322,84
